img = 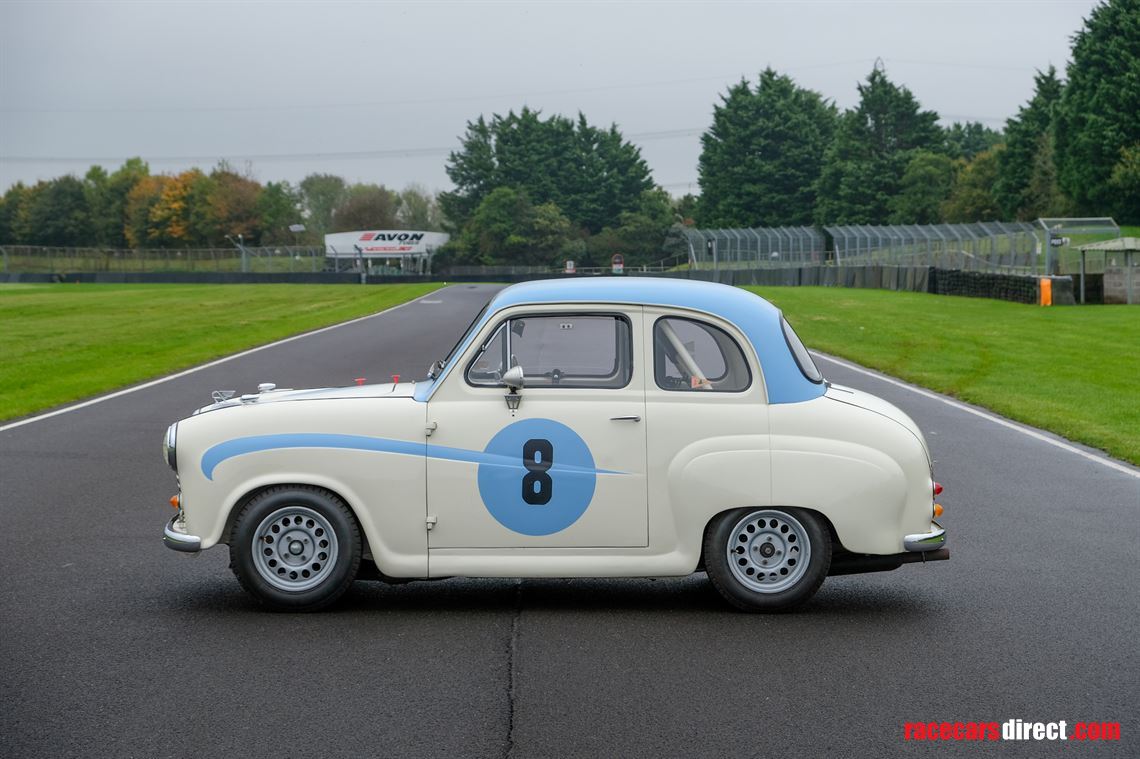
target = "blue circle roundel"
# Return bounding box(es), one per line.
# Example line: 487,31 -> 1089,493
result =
477,418 -> 597,536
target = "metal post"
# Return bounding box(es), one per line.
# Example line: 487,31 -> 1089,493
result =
1128,250 -> 1135,305
1079,250 -> 1086,304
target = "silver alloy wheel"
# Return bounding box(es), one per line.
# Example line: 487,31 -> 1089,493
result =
252,505 -> 339,592
725,509 -> 811,594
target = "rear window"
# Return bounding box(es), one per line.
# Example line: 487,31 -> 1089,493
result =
653,317 -> 750,392
781,317 -> 823,383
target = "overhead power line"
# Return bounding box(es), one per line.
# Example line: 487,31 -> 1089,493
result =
0,126 -> 708,164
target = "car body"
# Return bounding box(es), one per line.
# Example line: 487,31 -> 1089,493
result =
161,278 -> 948,611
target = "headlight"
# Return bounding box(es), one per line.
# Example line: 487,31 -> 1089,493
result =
163,423 -> 178,473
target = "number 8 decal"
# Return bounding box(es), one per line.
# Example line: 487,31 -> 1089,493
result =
478,418 -> 600,536
522,439 -> 554,505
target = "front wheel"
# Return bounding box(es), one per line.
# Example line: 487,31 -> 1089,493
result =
229,486 -> 361,612
704,507 -> 831,612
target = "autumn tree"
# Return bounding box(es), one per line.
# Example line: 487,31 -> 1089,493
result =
697,69 -> 837,227
331,183 -> 401,232
203,165 -> 263,244
124,175 -> 168,248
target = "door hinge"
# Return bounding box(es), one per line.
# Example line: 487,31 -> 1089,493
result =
425,421 -> 438,437
425,515 -> 437,531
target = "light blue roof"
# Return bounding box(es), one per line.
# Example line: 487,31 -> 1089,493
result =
418,277 -> 825,404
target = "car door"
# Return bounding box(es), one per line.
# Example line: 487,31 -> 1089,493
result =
425,305 -> 648,550
642,308 -> 772,536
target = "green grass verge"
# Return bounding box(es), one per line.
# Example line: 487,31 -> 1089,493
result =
0,283 -> 445,422
747,287 -> 1140,465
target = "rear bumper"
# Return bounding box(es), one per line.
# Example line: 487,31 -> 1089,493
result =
163,514 -> 201,553
904,522 -> 946,552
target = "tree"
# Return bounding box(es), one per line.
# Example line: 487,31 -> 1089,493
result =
1055,0 -> 1140,213
331,183 -> 400,232
0,183 -> 28,243
102,158 -> 150,248
1022,134 -> 1071,218
18,176 -> 92,246
994,67 -> 1064,219
889,151 -> 956,223
941,148 -> 1003,222
942,121 -> 1004,161
815,66 -> 943,224
450,186 -> 575,266
147,170 -> 203,246
258,181 -> 303,244
397,184 -> 444,230
124,175 -> 168,248
589,188 -> 676,266
299,173 -> 348,239
440,107 -> 654,233
203,165 -> 262,244
1106,144 -> 1140,223
673,193 -> 698,225
697,69 -> 837,227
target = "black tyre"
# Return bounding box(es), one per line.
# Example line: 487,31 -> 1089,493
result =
229,485 -> 361,612
704,507 -> 831,612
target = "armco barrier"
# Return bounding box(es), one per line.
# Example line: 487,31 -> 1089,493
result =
0,266 -> 1077,305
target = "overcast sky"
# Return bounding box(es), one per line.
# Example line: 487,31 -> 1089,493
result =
0,0 -> 1101,196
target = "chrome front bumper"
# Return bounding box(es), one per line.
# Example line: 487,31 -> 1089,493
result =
904,522 -> 947,552
163,514 -> 201,553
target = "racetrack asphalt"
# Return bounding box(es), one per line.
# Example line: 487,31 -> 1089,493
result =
1,282 -> 1137,758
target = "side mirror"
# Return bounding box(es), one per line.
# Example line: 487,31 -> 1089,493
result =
501,365 -> 525,390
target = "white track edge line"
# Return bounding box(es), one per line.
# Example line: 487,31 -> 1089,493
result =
0,297 -> 422,434
812,352 -> 1140,480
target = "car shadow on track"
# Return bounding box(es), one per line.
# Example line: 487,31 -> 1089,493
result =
161,573 -> 938,618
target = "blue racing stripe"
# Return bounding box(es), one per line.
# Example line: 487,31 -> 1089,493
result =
200,433 -> 621,480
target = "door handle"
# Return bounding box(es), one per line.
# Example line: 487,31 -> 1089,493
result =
610,415 -> 641,422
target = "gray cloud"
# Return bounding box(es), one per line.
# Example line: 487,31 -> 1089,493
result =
0,0 -> 1099,195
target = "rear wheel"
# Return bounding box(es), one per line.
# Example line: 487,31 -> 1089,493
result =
704,507 -> 830,612
230,486 -> 361,612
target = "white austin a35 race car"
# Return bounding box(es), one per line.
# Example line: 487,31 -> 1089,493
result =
161,278 -> 948,611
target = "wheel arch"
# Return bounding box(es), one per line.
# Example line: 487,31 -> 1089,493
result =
223,482 -> 374,561
700,504 -> 841,560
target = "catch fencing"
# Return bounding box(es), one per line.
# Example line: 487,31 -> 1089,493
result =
675,227 -> 827,268
824,222 -> 1041,272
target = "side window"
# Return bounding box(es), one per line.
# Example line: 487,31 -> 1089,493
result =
467,314 -> 632,389
654,317 -> 750,392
